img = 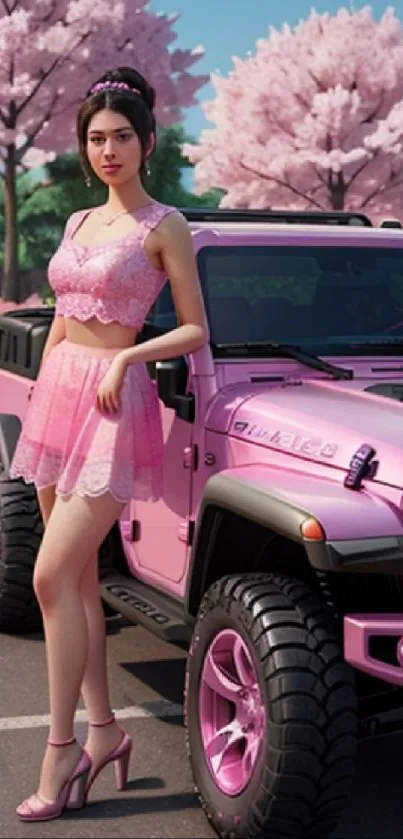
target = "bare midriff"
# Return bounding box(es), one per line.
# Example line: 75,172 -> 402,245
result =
64,316 -> 138,349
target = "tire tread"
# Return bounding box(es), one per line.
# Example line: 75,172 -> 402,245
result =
0,469 -> 42,632
185,572 -> 357,839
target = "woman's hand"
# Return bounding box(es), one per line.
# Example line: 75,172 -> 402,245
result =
96,354 -> 127,414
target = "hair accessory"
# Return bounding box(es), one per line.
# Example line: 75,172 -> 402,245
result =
90,81 -> 141,96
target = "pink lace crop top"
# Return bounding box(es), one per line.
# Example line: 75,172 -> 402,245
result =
47,201 -> 178,329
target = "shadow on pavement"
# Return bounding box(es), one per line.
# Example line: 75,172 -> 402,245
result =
334,732 -> 403,838
125,776 -> 166,791
122,657 -> 186,708
64,791 -> 200,819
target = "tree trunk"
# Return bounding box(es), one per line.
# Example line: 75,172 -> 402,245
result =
2,144 -> 19,302
329,171 -> 346,211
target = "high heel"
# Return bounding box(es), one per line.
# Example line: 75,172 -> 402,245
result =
80,713 -> 132,803
16,738 -> 91,822
114,740 -> 132,791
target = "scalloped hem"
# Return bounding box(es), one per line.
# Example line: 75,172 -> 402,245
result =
55,304 -> 143,330
10,472 -> 161,505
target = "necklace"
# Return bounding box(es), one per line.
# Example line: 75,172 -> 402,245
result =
97,208 -> 131,227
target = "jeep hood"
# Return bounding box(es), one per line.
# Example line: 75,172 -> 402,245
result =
206,380 -> 403,488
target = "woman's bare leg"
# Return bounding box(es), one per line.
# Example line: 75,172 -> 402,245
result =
37,485 -> 56,525
25,491 -> 124,807
39,485 -> 123,782
79,557 -> 124,772
80,556 -> 112,721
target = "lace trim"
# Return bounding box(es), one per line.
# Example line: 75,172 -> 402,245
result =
11,460 -> 162,504
55,294 -> 145,328
11,471 -> 161,504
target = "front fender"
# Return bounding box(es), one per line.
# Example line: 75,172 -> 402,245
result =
186,465 -> 403,612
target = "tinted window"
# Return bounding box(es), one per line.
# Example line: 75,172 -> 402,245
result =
197,245 -> 403,354
147,281 -> 177,330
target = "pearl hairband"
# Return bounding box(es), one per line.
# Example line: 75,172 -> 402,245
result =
90,81 -> 141,96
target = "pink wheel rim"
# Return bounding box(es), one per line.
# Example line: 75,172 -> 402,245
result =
199,629 -> 266,796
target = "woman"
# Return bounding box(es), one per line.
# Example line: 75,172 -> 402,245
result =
10,65 -> 208,822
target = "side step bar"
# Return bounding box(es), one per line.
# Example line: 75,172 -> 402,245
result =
344,614 -> 403,686
100,573 -> 192,644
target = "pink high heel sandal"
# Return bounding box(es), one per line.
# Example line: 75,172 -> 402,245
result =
16,736 -> 92,822
74,713 -> 132,805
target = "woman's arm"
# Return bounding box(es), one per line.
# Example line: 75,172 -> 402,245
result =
40,314 -> 66,367
120,212 -> 209,368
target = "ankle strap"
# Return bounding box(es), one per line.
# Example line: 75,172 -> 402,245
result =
89,713 -> 116,728
48,735 -> 76,747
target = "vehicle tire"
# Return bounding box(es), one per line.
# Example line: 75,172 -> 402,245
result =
0,459 -> 43,633
185,573 -> 357,839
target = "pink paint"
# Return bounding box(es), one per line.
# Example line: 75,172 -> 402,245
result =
199,629 -> 265,795
344,615 -> 403,686
115,221 -> 403,599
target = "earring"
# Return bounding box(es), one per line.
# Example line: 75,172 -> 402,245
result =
84,172 -> 91,188
145,161 -> 151,177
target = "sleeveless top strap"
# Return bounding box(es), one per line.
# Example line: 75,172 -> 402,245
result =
62,209 -> 90,242
137,202 -> 178,245
61,202 -> 178,246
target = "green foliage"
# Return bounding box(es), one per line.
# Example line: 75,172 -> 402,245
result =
147,124 -> 224,208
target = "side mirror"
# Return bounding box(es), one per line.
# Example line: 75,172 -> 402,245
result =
156,357 -> 195,423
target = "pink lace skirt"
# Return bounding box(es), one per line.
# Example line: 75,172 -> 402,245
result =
10,340 -> 164,503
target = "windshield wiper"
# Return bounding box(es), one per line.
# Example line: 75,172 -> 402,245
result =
213,341 -> 353,380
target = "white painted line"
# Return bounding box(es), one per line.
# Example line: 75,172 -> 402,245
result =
0,700 -> 183,732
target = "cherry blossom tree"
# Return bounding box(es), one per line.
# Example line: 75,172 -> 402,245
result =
184,6 -> 403,223
0,0 -> 207,301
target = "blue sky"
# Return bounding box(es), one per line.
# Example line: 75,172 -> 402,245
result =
149,0 -> 403,141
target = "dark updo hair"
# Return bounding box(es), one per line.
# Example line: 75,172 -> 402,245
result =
77,66 -> 156,178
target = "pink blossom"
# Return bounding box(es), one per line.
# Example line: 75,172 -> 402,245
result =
0,294 -> 47,314
185,6 -> 403,219
0,0 -> 207,170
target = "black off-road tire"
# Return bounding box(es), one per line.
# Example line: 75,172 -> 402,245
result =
0,462 -> 43,633
185,573 -> 357,839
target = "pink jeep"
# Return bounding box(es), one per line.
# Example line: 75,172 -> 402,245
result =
1,208 -> 403,838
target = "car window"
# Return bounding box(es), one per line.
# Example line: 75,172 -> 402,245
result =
197,244 -> 403,353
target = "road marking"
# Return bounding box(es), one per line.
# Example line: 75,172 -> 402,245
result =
0,700 -> 183,732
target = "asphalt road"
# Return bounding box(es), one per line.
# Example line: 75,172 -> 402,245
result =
1,615 -> 403,839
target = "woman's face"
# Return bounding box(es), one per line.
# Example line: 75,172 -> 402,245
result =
86,108 -> 142,186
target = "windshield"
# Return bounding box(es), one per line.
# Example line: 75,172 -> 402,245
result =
197,244 -> 403,356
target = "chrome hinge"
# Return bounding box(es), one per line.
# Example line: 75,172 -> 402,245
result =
178,519 -> 195,545
183,444 -> 198,470
121,520 -> 141,542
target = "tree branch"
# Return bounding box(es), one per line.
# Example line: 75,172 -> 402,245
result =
345,149 -> 378,190
361,168 -> 403,207
313,165 -> 326,185
16,57 -> 60,118
39,0 -> 59,27
16,26 -> 91,118
263,108 -> 297,141
15,94 -> 58,163
239,161 -> 326,210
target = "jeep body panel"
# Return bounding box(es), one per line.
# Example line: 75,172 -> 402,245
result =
195,465 -> 403,542
0,372 -> 33,428
205,378 -> 403,490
